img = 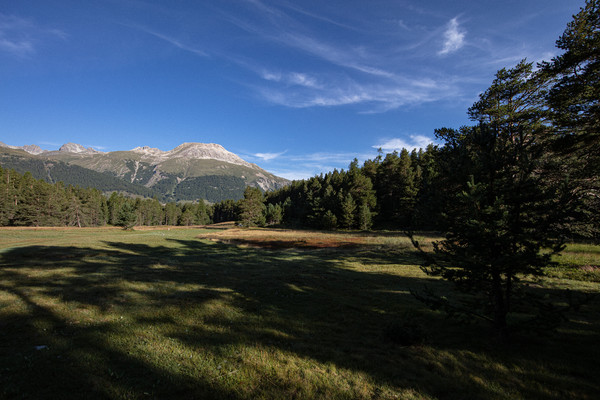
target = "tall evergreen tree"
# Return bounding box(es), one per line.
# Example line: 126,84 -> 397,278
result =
339,192 -> 357,229
357,203 -> 373,230
107,192 -> 125,226
212,199 -> 239,223
413,144 -> 441,229
195,200 -> 211,225
14,172 -> 47,226
541,0 -> 600,239
414,61 -> 568,341
238,186 -> 266,227
164,202 -> 181,226
179,203 -> 197,226
375,150 -> 418,227
0,167 -> 17,225
116,200 -> 137,230
265,203 -> 283,225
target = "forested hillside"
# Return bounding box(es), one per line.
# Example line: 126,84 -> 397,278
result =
0,143 -> 288,203
0,148 -> 157,198
0,166 -> 210,227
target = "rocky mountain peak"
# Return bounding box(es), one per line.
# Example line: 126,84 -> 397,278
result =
131,146 -> 165,156
0,142 -> 16,150
0,142 -> 47,155
22,145 -> 46,155
167,142 -> 255,168
59,143 -> 102,154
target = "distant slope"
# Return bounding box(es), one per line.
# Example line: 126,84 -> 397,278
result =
0,148 -> 157,198
0,142 -> 290,202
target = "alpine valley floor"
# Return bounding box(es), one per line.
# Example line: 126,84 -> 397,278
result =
0,227 -> 598,399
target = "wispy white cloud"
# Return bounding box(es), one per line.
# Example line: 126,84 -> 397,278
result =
384,18 -> 411,31
243,0 -> 284,19
261,70 -> 321,88
271,170 -> 317,181
261,70 -> 282,82
128,2 -> 500,114
217,3 -> 467,112
38,141 -> 62,148
279,32 -> 396,79
288,72 -> 320,88
249,149 -> 380,180
289,151 -> 366,164
253,151 -> 287,161
255,76 -> 455,112
232,52 -> 432,112
373,135 -> 434,152
85,144 -> 108,151
0,37 -> 34,56
128,24 -> 208,57
439,17 -> 465,55
0,14 -> 34,56
221,2 -> 397,80
0,13 -> 65,57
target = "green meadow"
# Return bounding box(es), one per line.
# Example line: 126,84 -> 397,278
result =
0,227 -> 598,399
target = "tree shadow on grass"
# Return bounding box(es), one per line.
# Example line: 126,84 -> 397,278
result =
0,237 -> 599,399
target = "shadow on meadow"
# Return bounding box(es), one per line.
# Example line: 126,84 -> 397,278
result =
0,237 -> 599,399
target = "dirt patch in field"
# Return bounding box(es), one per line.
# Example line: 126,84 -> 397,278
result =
196,228 -> 372,249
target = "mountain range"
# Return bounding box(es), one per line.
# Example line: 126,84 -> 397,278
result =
0,141 -> 289,203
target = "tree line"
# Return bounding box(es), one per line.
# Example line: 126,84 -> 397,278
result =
0,167 -> 210,228
211,147 -> 438,232
217,0 -> 599,247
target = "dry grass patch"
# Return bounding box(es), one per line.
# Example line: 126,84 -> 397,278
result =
196,228 -> 415,250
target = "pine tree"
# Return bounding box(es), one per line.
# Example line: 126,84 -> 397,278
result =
265,203 -> 283,225
195,200 -> 211,225
375,150 -> 417,227
322,210 -> 338,230
163,202 -> 181,226
107,192 -> 125,226
339,192 -> 356,229
14,172 -> 48,226
179,204 -> 196,226
145,198 -> 164,226
541,0 -> 600,239
357,203 -> 373,230
414,61 -> 568,341
238,186 -> 266,227
413,144 -> 441,229
305,178 -> 324,228
116,201 -> 137,230
212,199 -> 239,223
0,167 -> 19,225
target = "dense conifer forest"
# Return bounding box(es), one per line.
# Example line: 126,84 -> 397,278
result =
0,166 -> 210,228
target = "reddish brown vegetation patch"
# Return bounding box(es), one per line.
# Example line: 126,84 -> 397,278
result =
216,238 -> 364,250
197,228 -> 371,250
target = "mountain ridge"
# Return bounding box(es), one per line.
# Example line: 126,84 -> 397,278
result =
0,141 -> 289,202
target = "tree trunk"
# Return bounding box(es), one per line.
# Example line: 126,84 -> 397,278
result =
492,270 -> 509,342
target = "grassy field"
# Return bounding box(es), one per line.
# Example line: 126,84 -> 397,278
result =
0,227 -> 598,399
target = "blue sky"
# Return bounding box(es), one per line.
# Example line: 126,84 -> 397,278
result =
0,0 -> 585,180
